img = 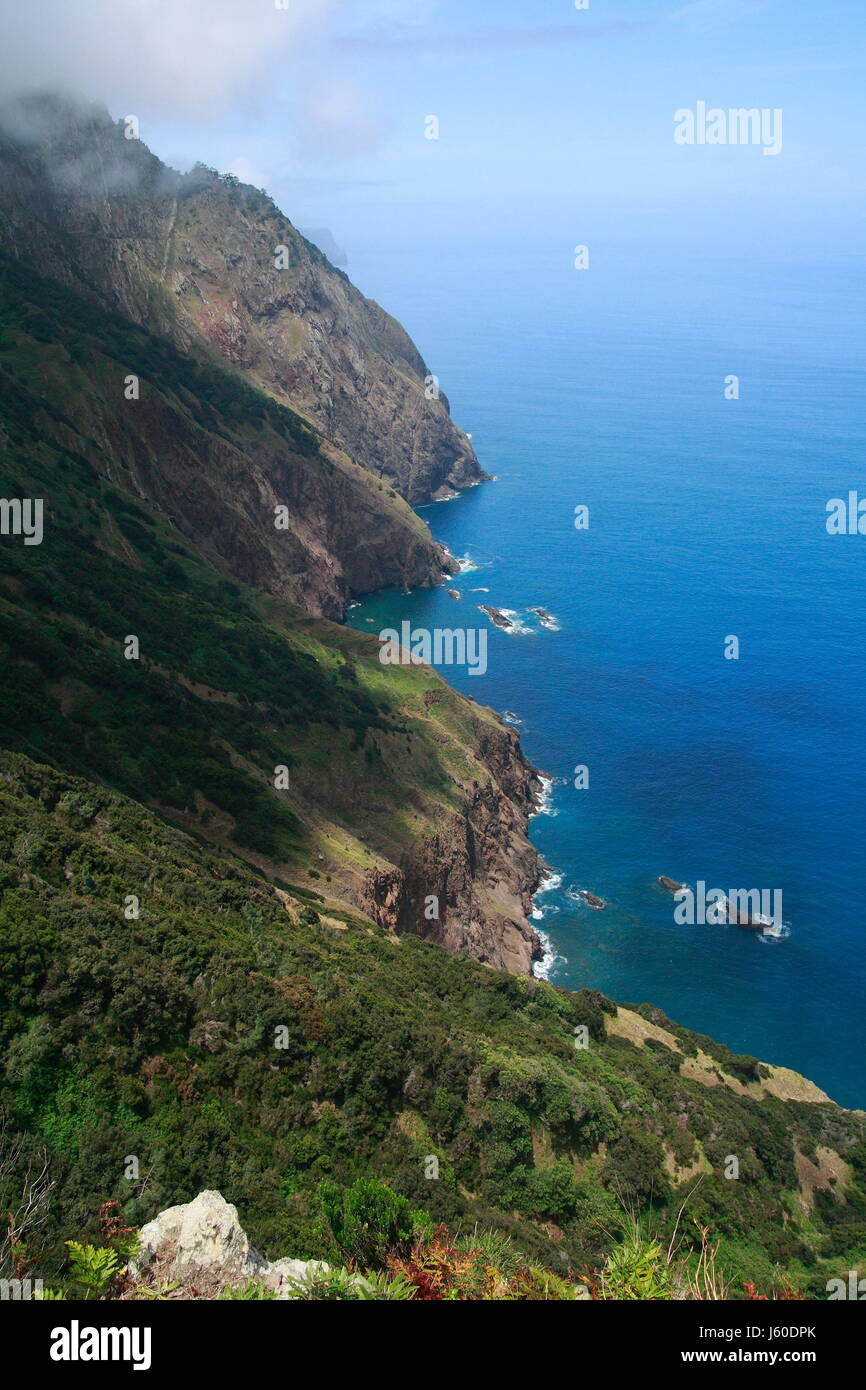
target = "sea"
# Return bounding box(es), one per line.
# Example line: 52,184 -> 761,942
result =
345,237 -> 866,1109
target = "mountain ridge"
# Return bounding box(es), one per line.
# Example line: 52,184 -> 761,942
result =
0,246 -> 542,972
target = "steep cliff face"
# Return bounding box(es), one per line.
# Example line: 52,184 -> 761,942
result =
363,713 -> 544,974
0,253 -> 447,618
0,246 -> 542,972
0,94 -> 485,506
0,95 -> 480,616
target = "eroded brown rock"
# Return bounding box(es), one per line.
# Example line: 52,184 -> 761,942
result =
361,719 -> 545,975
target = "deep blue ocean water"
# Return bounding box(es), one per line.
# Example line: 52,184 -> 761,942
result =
346,242 -> 866,1108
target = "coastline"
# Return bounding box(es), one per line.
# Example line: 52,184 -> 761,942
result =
529,777 -> 566,982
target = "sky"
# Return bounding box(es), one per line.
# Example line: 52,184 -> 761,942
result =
1,0 -> 865,258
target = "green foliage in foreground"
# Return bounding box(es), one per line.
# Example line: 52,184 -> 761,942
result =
1,753 -> 864,1298
318,1175 -> 431,1268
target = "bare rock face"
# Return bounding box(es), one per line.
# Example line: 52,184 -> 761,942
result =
0,95 -> 471,617
132,1190 -> 267,1287
0,95 -> 486,508
131,1190 -> 330,1298
163,205 -> 485,507
362,718 -> 545,975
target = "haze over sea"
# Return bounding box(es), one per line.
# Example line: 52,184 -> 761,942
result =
347,238 -> 866,1110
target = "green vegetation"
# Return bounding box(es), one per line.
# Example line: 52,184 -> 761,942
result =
0,752 -> 864,1298
318,1176 -> 430,1268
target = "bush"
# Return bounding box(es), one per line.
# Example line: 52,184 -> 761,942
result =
318,1177 -> 429,1269
597,1226 -> 677,1301
288,1266 -> 416,1301
602,1126 -> 672,1205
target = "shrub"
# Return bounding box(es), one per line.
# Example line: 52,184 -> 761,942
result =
602,1126 -> 672,1205
63,1242 -> 122,1300
596,1226 -> 677,1301
288,1266 -> 416,1301
318,1176 -> 429,1269
219,1279 -> 277,1300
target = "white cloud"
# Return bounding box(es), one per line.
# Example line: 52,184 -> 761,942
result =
0,0 -> 338,120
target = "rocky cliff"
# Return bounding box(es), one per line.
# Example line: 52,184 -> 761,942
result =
0,252 -> 447,618
0,93 -> 485,508
363,710 -> 544,974
0,96 -> 484,617
0,230 -> 542,971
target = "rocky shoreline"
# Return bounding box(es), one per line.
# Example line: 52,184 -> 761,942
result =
362,714 -> 546,975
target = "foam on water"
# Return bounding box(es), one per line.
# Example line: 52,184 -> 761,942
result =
343,243 -> 866,1106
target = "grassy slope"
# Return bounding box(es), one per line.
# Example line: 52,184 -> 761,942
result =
1,751 -> 864,1296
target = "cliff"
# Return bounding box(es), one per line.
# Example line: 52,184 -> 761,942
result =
0,94 -> 486,511
0,247 -> 541,969
0,93 -> 540,971
0,96 -> 481,618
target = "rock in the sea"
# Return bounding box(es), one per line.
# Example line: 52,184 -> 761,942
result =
131,1190 -> 331,1298
582,892 -> 605,910
446,588 -> 461,600
659,876 -> 685,893
529,606 -> 559,630
479,604 -> 513,630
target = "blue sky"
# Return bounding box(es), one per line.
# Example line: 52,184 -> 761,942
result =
4,0 -> 866,256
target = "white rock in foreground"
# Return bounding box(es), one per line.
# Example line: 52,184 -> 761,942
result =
131,1190 -> 330,1298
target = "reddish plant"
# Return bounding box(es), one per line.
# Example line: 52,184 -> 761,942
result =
386,1225 -> 479,1301
98,1201 -> 137,1249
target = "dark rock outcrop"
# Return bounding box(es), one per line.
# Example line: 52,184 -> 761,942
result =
361,718 -> 544,975
581,892 -> 605,910
479,604 -> 513,630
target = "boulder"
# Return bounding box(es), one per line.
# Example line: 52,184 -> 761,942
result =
132,1190 -> 266,1288
130,1190 -> 338,1298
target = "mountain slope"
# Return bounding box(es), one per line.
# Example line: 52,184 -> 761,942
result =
1,92 -> 863,1301
0,252 -> 447,618
0,251 -> 542,971
1,752 -> 863,1296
